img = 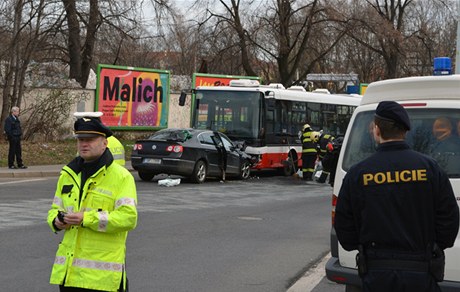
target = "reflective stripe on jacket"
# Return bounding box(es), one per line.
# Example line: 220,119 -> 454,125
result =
47,158 -> 137,291
108,136 -> 126,166
318,134 -> 335,159
302,131 -> 317,154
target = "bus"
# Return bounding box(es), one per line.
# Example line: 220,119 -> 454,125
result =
186,79 -> 361,174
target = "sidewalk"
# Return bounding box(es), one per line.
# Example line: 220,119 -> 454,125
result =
0,162 -> 134,178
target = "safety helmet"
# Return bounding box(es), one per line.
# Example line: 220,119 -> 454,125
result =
302,124 -> 311,131
311,131 -> 320,142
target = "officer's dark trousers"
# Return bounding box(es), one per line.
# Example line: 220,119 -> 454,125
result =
362,269 -> 441,292
8,136 -> 23,167
301,154 -> 316,180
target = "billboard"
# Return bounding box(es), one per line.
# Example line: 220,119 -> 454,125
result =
95,64 -> 170,130
192,73 -> 260,88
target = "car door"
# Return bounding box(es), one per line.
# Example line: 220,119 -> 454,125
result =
219,134 -> 241,176
198,132 -> 221,176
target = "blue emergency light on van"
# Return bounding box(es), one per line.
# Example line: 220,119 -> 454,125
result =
433,57 -> 452,75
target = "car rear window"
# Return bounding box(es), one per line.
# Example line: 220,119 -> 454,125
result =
150,130 -> 193,142
342,109 -> 460,178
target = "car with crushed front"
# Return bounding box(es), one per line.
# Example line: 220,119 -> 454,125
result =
131,128 -> 253,183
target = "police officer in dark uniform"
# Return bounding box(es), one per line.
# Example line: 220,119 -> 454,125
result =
335,101 -> 459,292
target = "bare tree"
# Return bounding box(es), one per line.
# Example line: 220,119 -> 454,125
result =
1,0 -> 57,131
343,0 -> 416,79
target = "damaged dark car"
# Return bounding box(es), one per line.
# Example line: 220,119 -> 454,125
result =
131,128 -> 253,183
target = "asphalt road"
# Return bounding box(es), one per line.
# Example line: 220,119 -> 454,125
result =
0,172 -> 346,291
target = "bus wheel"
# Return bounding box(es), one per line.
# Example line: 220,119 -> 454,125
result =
283,152 -> 297,176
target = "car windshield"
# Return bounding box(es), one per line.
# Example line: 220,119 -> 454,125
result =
150,129 -> 193,142
342,108 -> 460,178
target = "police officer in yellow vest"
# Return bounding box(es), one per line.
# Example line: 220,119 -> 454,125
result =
47,116 -> 137,291
73,112 -> 125,166
335,101 -> 459,292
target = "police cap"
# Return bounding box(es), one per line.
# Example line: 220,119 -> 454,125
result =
74,117 -> 113,138
375,101 -> 410,131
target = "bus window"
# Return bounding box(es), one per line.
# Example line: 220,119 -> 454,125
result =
194,90 -> 261,141
307,103 -> 321,130
291,102 -> 307,135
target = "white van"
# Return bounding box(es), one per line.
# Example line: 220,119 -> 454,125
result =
325,75 -> 460,291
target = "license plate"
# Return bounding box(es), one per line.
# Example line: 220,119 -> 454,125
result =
144,158 -> 161,164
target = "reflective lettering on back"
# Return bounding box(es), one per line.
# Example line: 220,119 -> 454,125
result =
362,169 -> 427,186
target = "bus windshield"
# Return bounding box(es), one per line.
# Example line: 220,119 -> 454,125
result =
193,90 -> 263,141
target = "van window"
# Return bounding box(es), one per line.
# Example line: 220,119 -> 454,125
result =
342,109 -> 460,178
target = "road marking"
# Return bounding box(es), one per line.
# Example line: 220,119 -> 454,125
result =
0,178 -> 48,185
287,253 -> 330,292
237,216 -> 263,221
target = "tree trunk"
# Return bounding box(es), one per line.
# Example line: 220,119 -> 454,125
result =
1,0 -> 23,128
62,0 -> 81,84
80,0 -> 100,88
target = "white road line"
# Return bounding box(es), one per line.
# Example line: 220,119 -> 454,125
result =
287,253 -> 330,292
0,178 -> 48,185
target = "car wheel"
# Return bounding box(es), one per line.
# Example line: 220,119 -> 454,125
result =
238,161 -> 251,180
138,171 -> 155,181
191,160 -> 207,183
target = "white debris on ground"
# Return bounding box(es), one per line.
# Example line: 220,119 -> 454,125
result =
158,178 -> 181,187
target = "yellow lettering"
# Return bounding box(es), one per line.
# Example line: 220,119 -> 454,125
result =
417,169 -> 427,181
374,172 -> 385,184
363,174 -> 373,186
362,169 -> 428,186
400,170 -> 411,182
386,171 -> 395,183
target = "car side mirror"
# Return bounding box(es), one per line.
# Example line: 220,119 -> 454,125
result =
179,91 -> 187,106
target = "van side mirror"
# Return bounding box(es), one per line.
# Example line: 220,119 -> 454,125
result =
179,91 -> 187,106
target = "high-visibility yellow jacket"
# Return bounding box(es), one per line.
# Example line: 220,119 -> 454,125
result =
318,133 -> 335,159
47,150 -> 137,291
302,130 -> 319,155
107,136 -> 126,166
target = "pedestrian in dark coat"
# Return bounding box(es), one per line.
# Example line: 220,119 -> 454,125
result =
335,101 -> 459,292
4,106 -> 27,169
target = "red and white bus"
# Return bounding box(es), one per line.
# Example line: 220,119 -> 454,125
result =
190,79 -> 361,174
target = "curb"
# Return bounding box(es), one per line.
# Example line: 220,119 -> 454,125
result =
0,166 -> 135,178
0,171 -> 61,178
